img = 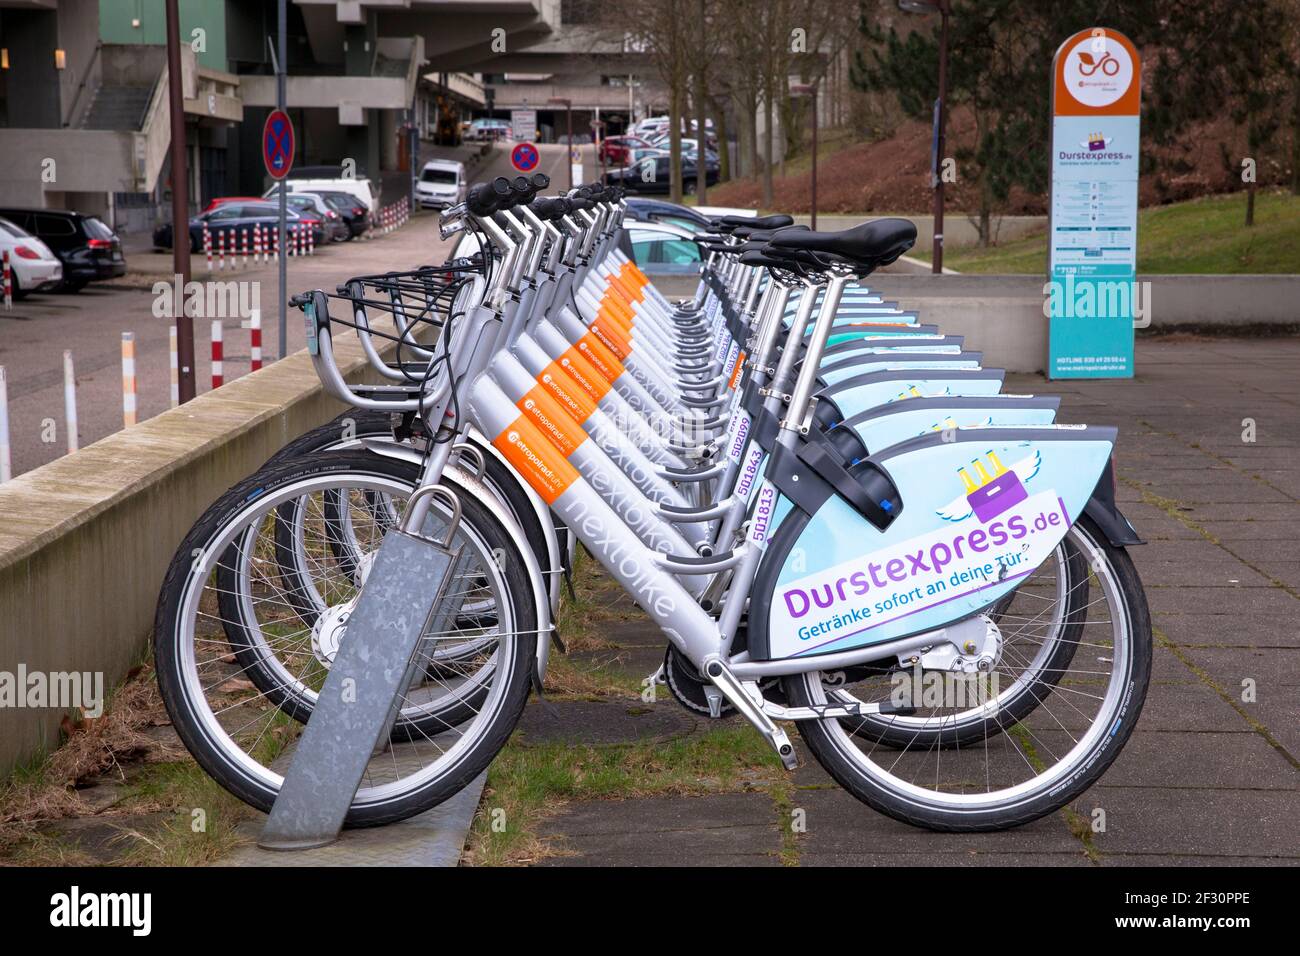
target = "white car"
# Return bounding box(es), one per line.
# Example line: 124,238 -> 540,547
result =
0,216 -> 62,299
265,177 -> 376,213
622,220 -> 704,275
416,160 -> 467,209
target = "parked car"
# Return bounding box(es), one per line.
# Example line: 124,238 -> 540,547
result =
0,208 -> 125,291
285,193 -> 351,243
203,196 -> 264,212
468,118 -> 511,141
311,190 -> 371,238
642,135 -> 719,163
152,201 -> 323,252
633,116 -> 671,140
624,198 -> 714,232
0,216 -> 63,298
598,135 -> 654,166
621,220 -> 704,274
265,169 -> 377,212
416,159 -> 467,209
605,155 -> 720,195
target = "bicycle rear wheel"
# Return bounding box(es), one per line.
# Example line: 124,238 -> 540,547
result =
784,516 -> 1150,832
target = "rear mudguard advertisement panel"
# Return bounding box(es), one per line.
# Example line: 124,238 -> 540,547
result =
760,429 -> 1115,660
823,371 -> 1006,420
839,402 -> 1059,453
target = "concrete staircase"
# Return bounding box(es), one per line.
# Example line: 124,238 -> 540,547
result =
80,84 -> 154,131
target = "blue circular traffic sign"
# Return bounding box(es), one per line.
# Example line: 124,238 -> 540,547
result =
511,142 -> 540,173
263,110 -> 295,180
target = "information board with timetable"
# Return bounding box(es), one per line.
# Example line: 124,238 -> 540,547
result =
1048,28 -> 1142,379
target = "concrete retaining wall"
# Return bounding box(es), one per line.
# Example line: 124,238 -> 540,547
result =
660,272 -> 1299,373
791,215 -> 1047,251
0,337 -> 383,775
869,274 -> 1300,373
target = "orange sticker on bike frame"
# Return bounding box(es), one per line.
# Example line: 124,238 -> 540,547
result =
601,289 -> 636,324
554,348 -> 612,401
573,332 -> 625,383
619,260 -> 648,287
589,313 -> 631,359
611,272 -> 644,303
493,416 -> 580,505
517,386 -> 588,457
538,364 -> 597,423
597,301 -> 633,336
728,350 -> 746,390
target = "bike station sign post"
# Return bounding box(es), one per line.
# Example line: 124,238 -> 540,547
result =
1047,27 -> 1141,379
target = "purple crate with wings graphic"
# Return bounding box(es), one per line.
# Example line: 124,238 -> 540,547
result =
967,470 -> 1028,522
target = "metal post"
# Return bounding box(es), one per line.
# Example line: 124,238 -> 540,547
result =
164,0 -> 195,402
810,85 -> 818,230
277,0 -> 288,358
567,103 -> 574,189
933,0 -> 949,274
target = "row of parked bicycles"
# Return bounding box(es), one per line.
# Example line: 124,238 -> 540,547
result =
153,173 -> 1152,832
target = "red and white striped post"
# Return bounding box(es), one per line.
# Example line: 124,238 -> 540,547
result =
240,228 -> 249,269
254,224 -> 263,263
210,320 -> 224,389
308,223 -> 315,255
169,325 -> 180,407
249,308 -> 262,371
272,227 -> 279,263
217,229 -> 226,271
63,350 -> 78,454
121,332 -> 137,427
2,249 -> 11,311
0,365 -> 11,482
203,224 -> 213,271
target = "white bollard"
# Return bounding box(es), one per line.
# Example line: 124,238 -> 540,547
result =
211,319 -> 224,388
249,308 -> 262,371
63,350 -> 78,454
169,325 -> 179,407
0,365 -> 11,482
204,224 -> 212,272
121,331 -> 137,427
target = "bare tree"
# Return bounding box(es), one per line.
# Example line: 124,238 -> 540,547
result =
604,0 -> 691,201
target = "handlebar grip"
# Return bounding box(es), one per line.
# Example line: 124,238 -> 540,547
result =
530,197 -> 567,221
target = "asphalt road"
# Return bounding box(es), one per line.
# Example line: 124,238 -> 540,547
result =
0,143 -> 592,479
0,212 -> 455,477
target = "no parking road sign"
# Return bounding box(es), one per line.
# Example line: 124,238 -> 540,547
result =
263,109 -> 295,180
511,142 -> 540,174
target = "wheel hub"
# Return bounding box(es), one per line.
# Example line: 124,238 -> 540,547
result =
311,598 -> 357,666
914,614 -> 1003,674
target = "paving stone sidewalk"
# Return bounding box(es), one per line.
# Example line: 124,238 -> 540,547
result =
522,337 -> 1300,867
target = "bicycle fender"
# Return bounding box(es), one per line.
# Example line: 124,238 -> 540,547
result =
1084,456 -> 1144,547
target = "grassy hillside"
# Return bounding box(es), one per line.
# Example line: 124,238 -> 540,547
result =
914,191 -> 1299,274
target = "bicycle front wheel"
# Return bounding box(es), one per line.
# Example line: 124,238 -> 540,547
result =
154,451 -> 539,827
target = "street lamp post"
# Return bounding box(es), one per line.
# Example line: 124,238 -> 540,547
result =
790,83 -> 819,229
549,97 -> 574,189
899,0 -> 950,274
163,0 -> 194,402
